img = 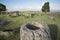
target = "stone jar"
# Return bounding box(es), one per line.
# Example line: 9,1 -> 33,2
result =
20,21 -> 51,40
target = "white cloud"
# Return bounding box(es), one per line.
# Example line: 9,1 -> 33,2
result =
50,3 -> 60,11
7,6 -> 41,11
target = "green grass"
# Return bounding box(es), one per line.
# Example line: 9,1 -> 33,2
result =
0,12 -> 60,40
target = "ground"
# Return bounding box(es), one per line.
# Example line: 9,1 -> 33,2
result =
0,12 -> 60,40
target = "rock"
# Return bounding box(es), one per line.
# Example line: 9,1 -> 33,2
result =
20,21 -> 51,40
48,16 -> 54,20
31,14 -> 35,18
9,13 -> 18,17
0,31 -> 13,37
0,20 -> 9,25
23,16 -> 29,19
0,28 -> 18,37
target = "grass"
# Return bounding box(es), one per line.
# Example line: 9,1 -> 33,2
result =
0,12 -> 60,40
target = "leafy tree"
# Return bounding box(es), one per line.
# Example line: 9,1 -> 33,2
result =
41,2 -> 50,13
0,3 -> 6,12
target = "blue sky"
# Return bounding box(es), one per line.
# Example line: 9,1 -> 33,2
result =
0,0 -> 60,11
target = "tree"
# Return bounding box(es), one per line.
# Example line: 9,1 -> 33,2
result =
41,2 -> 50,13
0,3 -> 6,12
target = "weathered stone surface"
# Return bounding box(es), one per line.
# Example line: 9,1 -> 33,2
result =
0,31 -> 13,37
48,16 -> 54,20
20,21 -> 51,40
0,20 -> 9,25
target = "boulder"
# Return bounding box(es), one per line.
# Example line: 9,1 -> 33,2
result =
48,16 -> 54,20
31,14 -> 35,18
0,20 -> 9,25
9,13 -> 18,17
20,21 -> 51,40
0,31 -> 13,37
21,15 -> 29,19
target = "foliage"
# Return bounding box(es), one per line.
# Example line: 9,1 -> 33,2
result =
41,2 -> 50,12
0,3 -> 6,12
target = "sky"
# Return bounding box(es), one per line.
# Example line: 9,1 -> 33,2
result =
0,0 -> 60,12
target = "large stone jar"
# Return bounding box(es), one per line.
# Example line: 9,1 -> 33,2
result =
20,21 -> 51,40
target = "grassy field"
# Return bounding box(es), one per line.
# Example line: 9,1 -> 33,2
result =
0,12 -> 60,40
